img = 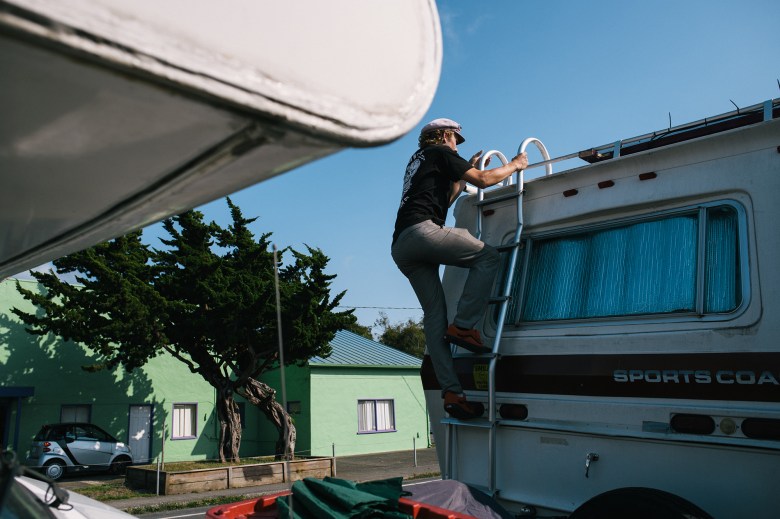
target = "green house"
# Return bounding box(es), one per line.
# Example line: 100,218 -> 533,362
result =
257,330 -> 429,458
1,278 -> 428,464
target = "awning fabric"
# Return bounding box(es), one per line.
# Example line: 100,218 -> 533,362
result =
276,476 -> 412,519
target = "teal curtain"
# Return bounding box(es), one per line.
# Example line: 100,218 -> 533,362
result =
519,216 -> 699,321
705,206 -> 739,312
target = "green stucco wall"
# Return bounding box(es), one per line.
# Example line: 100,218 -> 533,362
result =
256,365 -> 430,458
253,365 -> 311,457
308,367 -> 429,457
1,279 -> 268,463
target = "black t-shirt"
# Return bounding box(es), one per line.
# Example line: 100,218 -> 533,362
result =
392,145 -> 473,243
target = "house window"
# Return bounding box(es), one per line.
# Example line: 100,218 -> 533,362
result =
501,202 -> 744,324
287,401 -> 302,415
172,403 -> 197,439
358,399 -> 395,433
60,405 -> 90,422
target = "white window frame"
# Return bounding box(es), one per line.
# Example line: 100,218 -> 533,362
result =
171,403 -> 197,439
503,200 -> 749,328
357,399 -> 396,434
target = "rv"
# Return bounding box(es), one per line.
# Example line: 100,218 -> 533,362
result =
423,99 -> 780,518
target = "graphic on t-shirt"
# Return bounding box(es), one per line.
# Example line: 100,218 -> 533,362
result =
399,149 -> 424,209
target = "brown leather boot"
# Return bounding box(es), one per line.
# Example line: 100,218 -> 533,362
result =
444,324 -> 490,353
443,392 -> 485,420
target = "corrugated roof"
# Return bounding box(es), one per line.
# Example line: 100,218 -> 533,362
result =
310,330 -> 421,368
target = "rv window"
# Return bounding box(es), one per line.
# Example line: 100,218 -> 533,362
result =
502,203 -> 741,324
704,206 -> 740,312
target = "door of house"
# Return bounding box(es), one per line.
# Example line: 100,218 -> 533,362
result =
128,405 -> 152,463
0,401 -> 8,450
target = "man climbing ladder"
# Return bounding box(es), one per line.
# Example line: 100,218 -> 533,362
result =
391,118 -> 527,420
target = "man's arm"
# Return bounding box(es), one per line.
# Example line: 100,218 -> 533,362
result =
461,152 -> 528,189
448,180 -> 466,206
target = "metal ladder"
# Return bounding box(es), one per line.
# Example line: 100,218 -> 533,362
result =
444,138 -> 551,496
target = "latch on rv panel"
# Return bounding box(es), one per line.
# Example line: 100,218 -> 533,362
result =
585,452 -> 599,478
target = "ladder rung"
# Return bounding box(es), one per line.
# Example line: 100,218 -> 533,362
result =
496,242 -> 521,252
453,350 -> 498,358
467,484 -> 493,496
473,190 -> 523,207
442,417 -> 494,429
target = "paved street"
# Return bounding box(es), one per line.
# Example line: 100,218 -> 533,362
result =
58,448 -> 440,512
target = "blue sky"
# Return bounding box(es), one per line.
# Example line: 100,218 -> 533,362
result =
34,1 -> 780,335
155,0 -> 780,333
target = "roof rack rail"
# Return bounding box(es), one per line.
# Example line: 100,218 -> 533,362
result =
523,98 -> 780,173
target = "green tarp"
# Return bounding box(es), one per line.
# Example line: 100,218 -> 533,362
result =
276,477 -> 413,519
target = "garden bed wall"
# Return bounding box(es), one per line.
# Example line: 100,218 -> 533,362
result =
125,457 -> 334,495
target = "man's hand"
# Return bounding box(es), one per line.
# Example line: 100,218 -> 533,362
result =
511,152 -> 528,171
469,150 -> 492,168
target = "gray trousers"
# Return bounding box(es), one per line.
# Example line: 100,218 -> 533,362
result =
391,219 -> 500,395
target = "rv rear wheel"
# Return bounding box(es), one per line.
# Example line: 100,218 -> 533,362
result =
569,487 -> 713,519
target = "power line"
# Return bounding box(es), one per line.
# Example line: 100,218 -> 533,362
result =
337,305 -> 422,310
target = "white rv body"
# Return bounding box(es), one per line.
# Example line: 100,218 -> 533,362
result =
427,101 -> 780,517
0,0 -> 441,278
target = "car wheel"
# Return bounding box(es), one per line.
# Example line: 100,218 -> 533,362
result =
109,457 -> 131,475
43,459 -> 66,481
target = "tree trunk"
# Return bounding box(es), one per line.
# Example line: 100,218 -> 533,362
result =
238,377 -> 296,460
214,381 -> 242,462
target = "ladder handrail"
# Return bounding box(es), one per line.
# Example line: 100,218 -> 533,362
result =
477,150 -> 511,181
518,137 -> 553,176
467,136 -> 553,195
447,137 -> 553,497
475,150 -> 508,240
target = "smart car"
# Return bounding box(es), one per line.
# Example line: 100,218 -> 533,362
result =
26,423 -> 133,481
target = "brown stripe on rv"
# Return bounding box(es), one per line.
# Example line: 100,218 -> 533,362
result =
421,353 -> 780,402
